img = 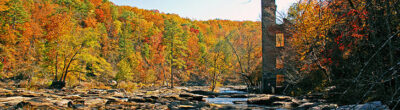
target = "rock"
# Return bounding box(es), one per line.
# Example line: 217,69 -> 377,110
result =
112,92 -> 126,98
0,88 -> 14,97
162,95 -> 180,100
311,104 -> 338,109
0,96 -> 32,105
337,101 -> 389,110
54,99 -> 71,107
105,97 -> 124,105
247,95 -> 293,106
144,95 -> 159,100
156,105 -> 169,109
128,97 -> 150,102
63,95 -> 82,100
297,102 -> 318,109
16,100 -> 53,107
85,98 -> 107,106
189,95 -> 204,101
21,92 -> 41,97
68,101 -> 85,109
178,105 -> 196,109
14,101 -> 32,109
189,90 -> 216,96
119,102 -> 137,106
273,101 -> 297,108
217,95 -> 231,98
179,93 -> 193,97
88,89 -> 106,94
208,95 -> 216,98
233,101 -> 247,104
178,93 -> 204,101
231,94 -> 248,98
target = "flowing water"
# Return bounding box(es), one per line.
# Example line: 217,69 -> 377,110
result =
205,88 -> 248,105
204,88 -> 287,109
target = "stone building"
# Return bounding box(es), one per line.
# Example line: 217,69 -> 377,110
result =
261,0 -> 288,93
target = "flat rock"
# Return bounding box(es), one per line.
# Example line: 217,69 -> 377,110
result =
17,100 -> 53,107
247,95 -> 293,106
233,101 -> 247,104
162,94 -> 180,100
112,92 -> 126,98
178,105 -> 196,109
0,89 -> 14,97
231,94 -> 249,98
85,98 -> 107,106
88,89 -> 106,94
63,95 -> 82,100
21,92 -> 42,97
311,104 -> 338,109
128,97 -> 148,102
217,95 -> 231,98
0,96 -> 32,105
297,102 -> 318,109
54,99 -> 71,107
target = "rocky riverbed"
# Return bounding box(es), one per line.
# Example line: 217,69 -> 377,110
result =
0,86 -> 390,109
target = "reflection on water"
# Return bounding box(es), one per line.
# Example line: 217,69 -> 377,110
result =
219,88 -> 247,94
205,97 -> 247,104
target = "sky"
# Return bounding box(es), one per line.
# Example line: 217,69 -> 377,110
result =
110,0 -> 298,22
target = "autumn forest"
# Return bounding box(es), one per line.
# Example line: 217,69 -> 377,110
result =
0,0 -> 399,109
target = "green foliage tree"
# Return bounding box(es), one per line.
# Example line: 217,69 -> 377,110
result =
163,18 -> 187,88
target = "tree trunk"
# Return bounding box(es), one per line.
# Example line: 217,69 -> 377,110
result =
54,54 -> 58,81
170,40 -> 174,88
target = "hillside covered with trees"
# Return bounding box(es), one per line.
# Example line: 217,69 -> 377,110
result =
0,0 -> 262,90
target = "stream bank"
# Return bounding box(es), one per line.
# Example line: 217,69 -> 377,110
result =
0,86 -> 390,109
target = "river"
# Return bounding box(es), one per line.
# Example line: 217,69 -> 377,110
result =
204,87 -> 287,109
